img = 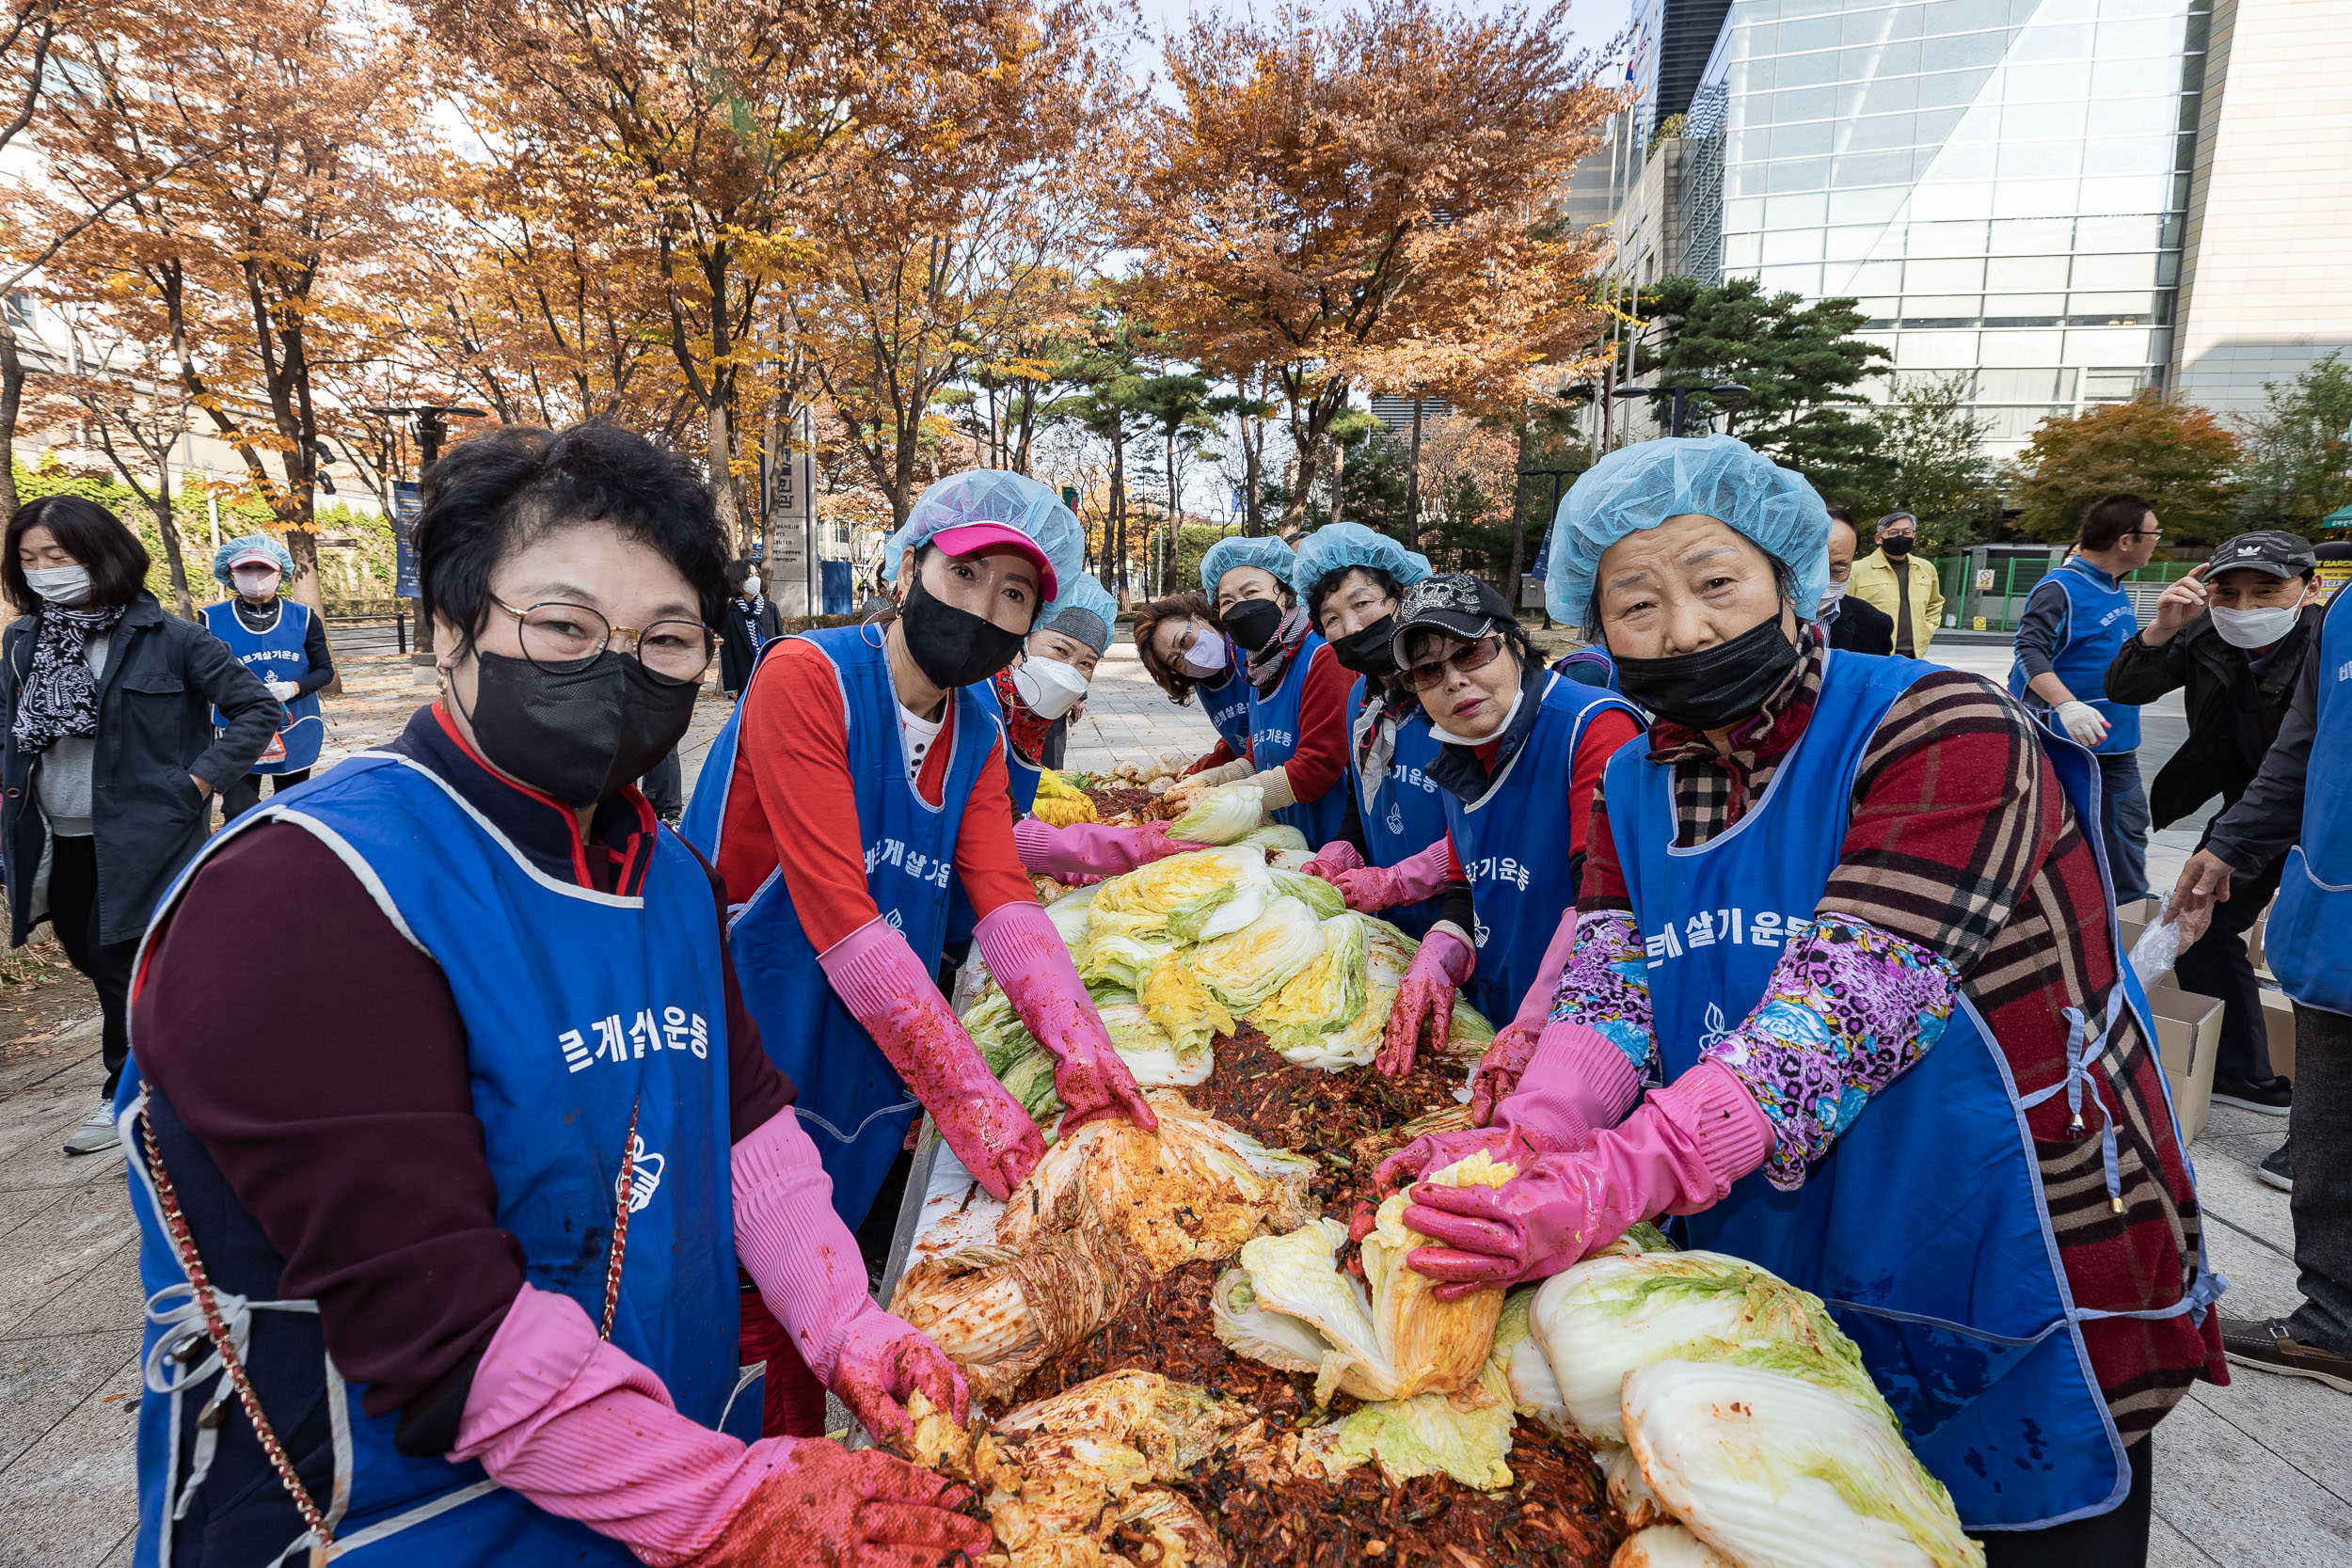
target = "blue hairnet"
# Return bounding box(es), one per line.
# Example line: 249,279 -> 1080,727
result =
1199,534 -> 1296,598
1288,522 -> 1430,601
1038,571 -> 1118,656
212,532 -> 293,586
882,469 -> 1085,600
1546,436 -> 1832,625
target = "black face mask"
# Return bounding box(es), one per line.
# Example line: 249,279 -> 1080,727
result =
898,571 -> 1026,689
1880,533 -> 1914,558
1327,614 -> 1399,679
468,648 -> 700,808
1223,596 -> 1286,653
1613,612 -> 1802,731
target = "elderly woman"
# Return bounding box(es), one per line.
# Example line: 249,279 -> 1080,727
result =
1382,436 -> 2223,1560
121,425 -> 989,1567
1278,524 -> 1449,935
1163,535 -> 1354,845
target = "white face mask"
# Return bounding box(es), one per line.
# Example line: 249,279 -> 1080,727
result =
2209,601 -> 2301,650
1433,680 -> 1526,745
25,564 -> 90,606
1179,629 -> 1227,677
1820,579 -> 1849,605
232,566 -> 280,598
1010,656 -> 1090,720
741,576 -> 761,597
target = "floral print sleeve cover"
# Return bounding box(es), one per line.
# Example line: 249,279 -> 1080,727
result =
1696,912 -> 1960,1191
1546,908 -> 1660,1084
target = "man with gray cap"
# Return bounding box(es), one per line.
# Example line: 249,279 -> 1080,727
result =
2109,529 -> 2324,1137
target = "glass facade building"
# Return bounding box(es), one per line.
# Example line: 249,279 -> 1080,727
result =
1697,0 -> 2211,453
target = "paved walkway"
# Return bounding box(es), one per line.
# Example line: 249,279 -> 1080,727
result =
0,637 -> 2338,1565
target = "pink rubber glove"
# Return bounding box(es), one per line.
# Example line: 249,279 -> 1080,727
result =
1377,924 -> 1476,1077
1403,1060 -> 1772,1298
1470,905 -> 1581,1124
1301,839 -> 1365,880
1373,1123 -> 1559,1199
453,1283 -> 989,1567
1330,837 -> 1453,914
1011,816 -> 1207,879
732,1109 -> 968,1448
974,899 -> 1158,1134
818,916 -> 1043,1199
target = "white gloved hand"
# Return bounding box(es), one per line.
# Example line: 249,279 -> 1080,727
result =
266,680 -> 301,702
2055,700 -> 2109,747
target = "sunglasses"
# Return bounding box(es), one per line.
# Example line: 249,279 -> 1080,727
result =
1404,632 -> 1505,691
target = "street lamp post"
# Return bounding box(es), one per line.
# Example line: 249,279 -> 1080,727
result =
365,404 -> 486,664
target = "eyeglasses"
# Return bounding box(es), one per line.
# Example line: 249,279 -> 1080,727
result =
1404,633 -> 1504,691
491,596 -> 715,684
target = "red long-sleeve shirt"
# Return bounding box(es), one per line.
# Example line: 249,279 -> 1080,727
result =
712,638 -> 1034,947
1184,642 -> 1354,809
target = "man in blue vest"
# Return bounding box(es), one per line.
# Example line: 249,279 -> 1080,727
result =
2010,494 -> 2165,904
2176,584 -> 2352,1395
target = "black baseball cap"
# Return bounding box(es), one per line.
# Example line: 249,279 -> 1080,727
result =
2207,530 -> 2316,579
1390,573 -> 1516,668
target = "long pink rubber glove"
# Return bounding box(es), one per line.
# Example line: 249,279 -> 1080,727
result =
1010,817 -> 1206,879
1402,1060 -> 1772,1298
732,1108 -> 968,1448
1469,905 -> 1581,1125
453,1283 -> 990,1567
1301,839 -> 1365,880
1330,838 -> 1452,914
974,900 -> 1157,1134
818,916 -> 1043,1199
1376,924 -> 1476,1077
1380,1022 -> 1645,1193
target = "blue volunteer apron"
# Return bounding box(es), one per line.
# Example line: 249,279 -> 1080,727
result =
1246,636 -> 1348,846
1198,662 -> 1253,759
2264,591 -> 2352,1015
685,626 -> 993,1229
201,598 -> 324,773
1612,647 -> 2219,1530
119,752 -> 744,1567
1347,675 -> 1449,936
971,676 -> 1042,815
2008,560 -> 2140,753
1440,675 -> 1642,1022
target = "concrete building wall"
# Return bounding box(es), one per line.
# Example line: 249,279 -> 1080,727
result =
2169,0 -> 2352,419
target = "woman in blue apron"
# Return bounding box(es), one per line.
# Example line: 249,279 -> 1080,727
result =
2009,495 -> 2165,906
202,534 -> 331,820
116,424 -> 989,1568
1278,522 -> 1447,935
1134,590 -> 1254,759
686,468 -> 1153,1257
1375,573 -> 1645,1082
1164,535 -> 1353,845
1384,436 -> 2225,1561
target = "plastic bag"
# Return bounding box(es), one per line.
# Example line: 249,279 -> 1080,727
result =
2127,892 -> 2209,987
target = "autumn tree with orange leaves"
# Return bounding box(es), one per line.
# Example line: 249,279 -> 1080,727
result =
1129,0 -> 1614,533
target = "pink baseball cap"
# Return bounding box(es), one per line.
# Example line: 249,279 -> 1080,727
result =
928,523 -> 1058,602
224,542 -> 282,571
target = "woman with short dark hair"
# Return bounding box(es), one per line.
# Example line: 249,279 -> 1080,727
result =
119,425 -> 991,1568
1132,587 -> 1254,758
0,494 -> 278,1155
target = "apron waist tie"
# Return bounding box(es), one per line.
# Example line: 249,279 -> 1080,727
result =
144,1282 -> 322,1520
2019,987 -> 2126,1213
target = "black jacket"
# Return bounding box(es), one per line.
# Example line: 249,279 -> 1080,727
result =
1823,594 -> 1895,657
719,595 -> 786,694
2104,600 -> 2324,832
4,594 -> 280,945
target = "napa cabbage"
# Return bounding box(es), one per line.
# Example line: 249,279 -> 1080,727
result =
1092,986 -> 1213,1086
1236,823 -> 1309,854
1490,1286 -> 1571,1437
1297,1359 -> 1518,1492
1164,784 -> 1266,846
1247,913 -> 1369,1060
1194,895 -> 1327,1011
1269,868 -> 1346,920
1528,1250 -> 1889,1447
1612,1525 -> 1735,1567
1621,1360 -> 1981,1568
1075,928 -> 1178,991
1138,953 -> 1233,1063
1089,847 -> 1271,942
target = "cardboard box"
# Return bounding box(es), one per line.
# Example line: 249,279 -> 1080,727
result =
2147,986 -> 2223,1143
2261,986 -> 2296,1082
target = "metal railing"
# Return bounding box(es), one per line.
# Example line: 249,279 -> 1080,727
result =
1936,556 -> 2203,634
